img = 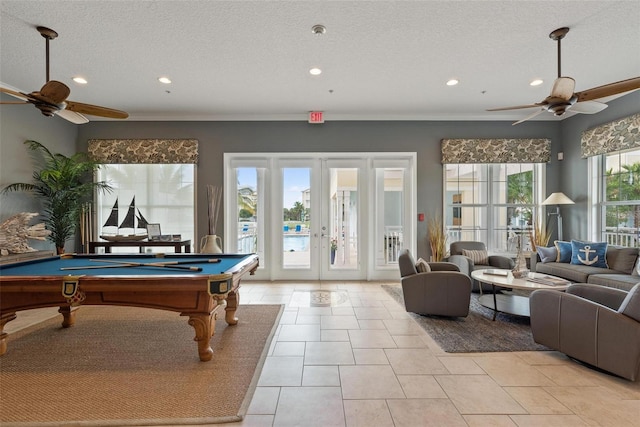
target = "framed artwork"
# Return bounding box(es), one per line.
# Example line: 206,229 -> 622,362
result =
147,223 -> 161,240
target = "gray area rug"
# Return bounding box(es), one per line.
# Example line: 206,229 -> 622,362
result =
382,284 -> 548,353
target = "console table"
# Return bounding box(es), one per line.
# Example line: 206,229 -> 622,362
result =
88,240 -> 191,254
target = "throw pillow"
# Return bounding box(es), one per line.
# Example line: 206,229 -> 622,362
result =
536,246 -> 557,263
633,256 -> 640,277
554,240 -> 572,263
415,257 -> 431,273
462,249 -> 489,265
570,240 -> 608,268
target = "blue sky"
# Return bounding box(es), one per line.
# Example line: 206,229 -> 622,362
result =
237,167 -> 309,209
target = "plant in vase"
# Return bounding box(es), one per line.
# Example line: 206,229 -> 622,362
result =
1,140 -> 111,254
330,237 -> 337,264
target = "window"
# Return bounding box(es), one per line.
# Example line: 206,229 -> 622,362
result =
596,148 -> 640,247
444,163 -> 543,254
95,164 -> 195,252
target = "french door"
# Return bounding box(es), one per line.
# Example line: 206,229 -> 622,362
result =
224,153 -> 415,281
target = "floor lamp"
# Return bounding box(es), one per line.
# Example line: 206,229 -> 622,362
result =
542,192 -> 575,241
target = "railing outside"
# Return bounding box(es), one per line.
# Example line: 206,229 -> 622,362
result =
384,226 -> 403,264
603,228 -> 640,247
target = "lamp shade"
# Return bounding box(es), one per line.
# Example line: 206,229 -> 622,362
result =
542,192 -> 575,205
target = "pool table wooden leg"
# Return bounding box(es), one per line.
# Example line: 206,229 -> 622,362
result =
58,306 -> 79,328
225,290 -> 239,325
0,312 -> 18,356
186,312 -> 216,362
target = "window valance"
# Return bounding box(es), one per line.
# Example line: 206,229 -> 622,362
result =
88,139 -> 199,164
441,138 -> 551,163
581,113 -> 640,158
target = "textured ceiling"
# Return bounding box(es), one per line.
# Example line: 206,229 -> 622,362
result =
1,0 -> 639,123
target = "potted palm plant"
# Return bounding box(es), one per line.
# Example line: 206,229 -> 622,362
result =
2,140 -> 111,254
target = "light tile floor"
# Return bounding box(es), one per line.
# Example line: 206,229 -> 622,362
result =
5,281 -> 640,426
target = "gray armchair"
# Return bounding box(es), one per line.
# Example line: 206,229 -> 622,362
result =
447,241 -> 515,292
398,249 -> 472,317
530,283 -> 640,381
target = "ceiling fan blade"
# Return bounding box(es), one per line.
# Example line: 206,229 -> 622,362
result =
1,86 -> 30,102
65,100 -> 129,119
57,109 -> 89,124
512,108 -> 546,126
570,100 -> 608,114
40,80 -> 70,104
487,103 -> 544,112
575,77 -> 640,102
550,77 -> 575,100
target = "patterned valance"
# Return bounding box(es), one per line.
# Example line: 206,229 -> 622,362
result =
88,139 -> 198,164
581,113 -> 640,158
441,138 -> 551,163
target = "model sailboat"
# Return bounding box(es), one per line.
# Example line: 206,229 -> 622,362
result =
99,197 -> 151,242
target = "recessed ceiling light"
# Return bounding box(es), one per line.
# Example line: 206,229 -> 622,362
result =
530,79 -> 544,86
309,67 -> 322,76
158,77 -> 172,84
446,79 -> 459,86
72,76 -> 87,84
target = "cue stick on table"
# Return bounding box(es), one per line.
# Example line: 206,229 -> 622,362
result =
89,258 -> 219,266
60,264 -> 136,271
68,259 -> 204,271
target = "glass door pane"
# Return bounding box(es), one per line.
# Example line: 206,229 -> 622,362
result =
236,167 -> 258,254
375,167 -> 404,267
282,168 -> 311,268
327,167 -> 359,271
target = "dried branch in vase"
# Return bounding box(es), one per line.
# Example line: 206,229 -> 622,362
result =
428,216 -> 447,262
207,185 -> 223,235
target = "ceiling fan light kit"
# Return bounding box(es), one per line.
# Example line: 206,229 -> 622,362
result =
488,27 -> 640,125
0,26 -> 128,124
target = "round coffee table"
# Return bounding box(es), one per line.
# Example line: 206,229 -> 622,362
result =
471,270 -> 571,320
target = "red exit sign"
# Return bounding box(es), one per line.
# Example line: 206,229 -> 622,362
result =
308,111 -> 324,124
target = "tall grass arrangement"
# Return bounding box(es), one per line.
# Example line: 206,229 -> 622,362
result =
428,215 -> 447,261
529,214 -> 552,251
207,185 -> 223,235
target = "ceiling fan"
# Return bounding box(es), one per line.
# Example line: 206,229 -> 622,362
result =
488,27 -> 640,125
0,26 -> 128,124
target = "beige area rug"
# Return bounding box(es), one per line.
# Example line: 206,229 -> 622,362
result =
0,304 -> 283,426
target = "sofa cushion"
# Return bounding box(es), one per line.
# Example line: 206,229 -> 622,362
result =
587,274 -> 640,292
535,262 -> 621,284
462,249 -> 489,265
415,257 -> 431,273
537,246 -> 557,263
570,240 -> 608,268
606,247 -> 640,275
554,240 -> 572,263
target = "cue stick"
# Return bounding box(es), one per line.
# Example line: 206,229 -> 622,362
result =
61,263 -> 202,272
60,264 -> 135,271
87,259 -> 203,271
89,258 -> 220,266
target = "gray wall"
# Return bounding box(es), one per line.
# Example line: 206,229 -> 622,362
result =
75,120 -> 560,258
1,91 -> 638,258
0,102 -> 78,252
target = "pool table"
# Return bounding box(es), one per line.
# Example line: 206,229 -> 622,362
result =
0,253 -> 258,361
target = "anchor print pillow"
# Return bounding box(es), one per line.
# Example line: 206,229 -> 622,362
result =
570,240 -> 608,268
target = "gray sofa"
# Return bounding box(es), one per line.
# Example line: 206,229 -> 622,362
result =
530,283 -> 640,381
531,246 -> 640,291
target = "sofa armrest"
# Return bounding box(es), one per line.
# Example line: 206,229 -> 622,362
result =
428,262 -> 460,272
488,255 -> 515,269
446,254 -> 472,276
567,283 -> 628,310
530,252 -> 540,272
